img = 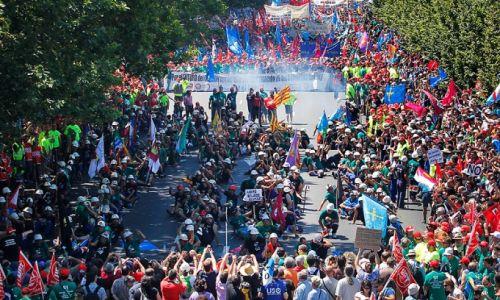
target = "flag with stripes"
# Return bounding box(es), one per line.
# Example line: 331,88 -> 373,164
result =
274,86 -> 291,106
47,253 -> 59,286
17,250 -> 33,287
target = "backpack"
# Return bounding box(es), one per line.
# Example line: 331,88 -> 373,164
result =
84,285 -> 101,300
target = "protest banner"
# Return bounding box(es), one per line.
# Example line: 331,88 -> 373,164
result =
465,164 -> 482,177
243,189 -> 263,202
354,227 -> 382,250
427,148 -> 443,164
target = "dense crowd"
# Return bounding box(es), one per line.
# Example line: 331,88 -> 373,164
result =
0,1 -> 499,300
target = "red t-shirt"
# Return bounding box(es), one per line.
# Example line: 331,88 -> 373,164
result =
160,278 -> 186,300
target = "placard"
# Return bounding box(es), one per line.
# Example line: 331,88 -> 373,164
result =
354,227 -> 382,250
243,189 -> 263,202
427,148 -> 443,164
465,164 -> 482,177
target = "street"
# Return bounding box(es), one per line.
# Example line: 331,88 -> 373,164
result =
122,91 -> 426,256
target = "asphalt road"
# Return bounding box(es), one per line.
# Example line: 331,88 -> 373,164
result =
122,91 -> 425,257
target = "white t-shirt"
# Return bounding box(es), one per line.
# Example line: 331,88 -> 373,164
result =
335,277 -> 361,300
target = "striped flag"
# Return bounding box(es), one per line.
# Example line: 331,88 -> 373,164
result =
0,263 -> 6,299
176,116 -> 191,154
414,167 -> 437,190
8,186 -> 20,209
147,144 -> 161,174
113,135 -> 123,150
285,130 -> 300,167
274,86 -> 291,106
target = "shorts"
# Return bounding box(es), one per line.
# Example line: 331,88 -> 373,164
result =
285,105 -> 293,114
422,192 -> 431,208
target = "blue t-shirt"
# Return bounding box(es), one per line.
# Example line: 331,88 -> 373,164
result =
261,279 -> 287,300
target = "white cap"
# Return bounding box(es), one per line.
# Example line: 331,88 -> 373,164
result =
383,196 -> 391,203
256,176 -> 264,183
250,228 -> 259,235
184,218 -> 193,225
2,187 -> 11,194
276,184 -> 284,189
180,234 -> 188,241
186,225 -> 194,231
111,214 -> 120,220
372,171 -> 380,179
354,178 -> 362,184
444,247 -> 454,256
250,170 -> 258,175
34,234 -> 43,241
0,196 -> 5,203
408,283 -> 420,296
284,187 -> 291,193
327,203 -> 335,211
269,233 -> 278,239
283,162 -> 290,168
389,215 -> 397,222
313,234 -> 323,243
123,231 -> 133,238
262,214 -> 270,220
180,262 -> 191,273
97,220 -> 106,227
23,207 -> 33,214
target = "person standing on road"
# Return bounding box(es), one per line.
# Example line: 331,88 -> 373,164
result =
226,85 -> 238,112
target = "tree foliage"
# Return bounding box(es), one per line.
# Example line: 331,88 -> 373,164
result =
373,0 -> 499,90
0,0 -> 226,135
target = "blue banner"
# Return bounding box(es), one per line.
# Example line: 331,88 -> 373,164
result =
225,26 -> 243,56
384,84 -> 406,104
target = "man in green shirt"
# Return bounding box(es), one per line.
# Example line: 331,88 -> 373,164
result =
440,247 -> 459,279
317,185 -> 337,211
318,203 -> 339,237
49,269 -> 77,300
424,260 -> 447,300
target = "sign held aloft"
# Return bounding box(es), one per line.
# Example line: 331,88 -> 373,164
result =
464,164 -> 482,177
355,227 -> 382,251
427,148 -> 443,165
243,189 -> 263,202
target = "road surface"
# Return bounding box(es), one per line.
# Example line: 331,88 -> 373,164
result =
122,92 -> 425,256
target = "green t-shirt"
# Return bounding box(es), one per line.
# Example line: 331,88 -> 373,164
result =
49,281 -> 77,300
424,271 -> 446,300
302,156 -> 313,167
319,209 -> 338,225
441,255 -> 459,278
48,130 -> 62,148
324,192 -> 337,204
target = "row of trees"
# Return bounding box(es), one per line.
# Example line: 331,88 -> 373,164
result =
0,0 -> 227,136
373,0 -> 499,91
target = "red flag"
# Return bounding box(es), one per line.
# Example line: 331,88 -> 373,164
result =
483,204 -> 499,231
392,231 -> 404,263
403,102 -> 427,118
423,90 -> 444,115
271,193 -> 285,227
46,253 -> 60,286
389,259 -> 416,296
456,157 -> 464,173
8,186 -> 20,209
465,220 -> 479,257
17,250 -> 33,287
27,261 -> 44,296
441,80 -> 457,106
268,40 -> 276,59
435,164 -> 443,182
427,60 -> 439,71
0,264 -> 6,300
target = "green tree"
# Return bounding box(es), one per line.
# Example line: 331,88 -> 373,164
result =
373,0 -> 499,90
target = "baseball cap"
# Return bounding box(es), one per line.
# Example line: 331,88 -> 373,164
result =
429,260 -> 440,268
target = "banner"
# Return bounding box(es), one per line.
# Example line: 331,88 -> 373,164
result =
166,68 -> 345,92
303,19 -> 332,34
264,4 -> 310,19
243,189 -> 263,202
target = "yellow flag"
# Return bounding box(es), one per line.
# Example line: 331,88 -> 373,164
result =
274,86 -> 291,106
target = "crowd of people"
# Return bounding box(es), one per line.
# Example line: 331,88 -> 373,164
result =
0,1 -> 498,300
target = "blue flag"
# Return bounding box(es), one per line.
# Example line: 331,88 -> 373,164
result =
429,67 -> 448,88
331,9 -> 339,28
275,23 -> 281,45
244,29 -> 253,58
329,106 -> 345,121
113,136 -> 123,150
206,55 -> 215,82
384,84 -> 406,104
317,111 -> 329,136
225,26 -> 243,56
262,257 -> 275,285
361,194 -> 388,237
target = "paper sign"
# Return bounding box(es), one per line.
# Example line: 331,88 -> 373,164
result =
354,227 -> 382,251
243,189 -> 263,202
427,148 -> 443,165
465,164 -> 482,177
